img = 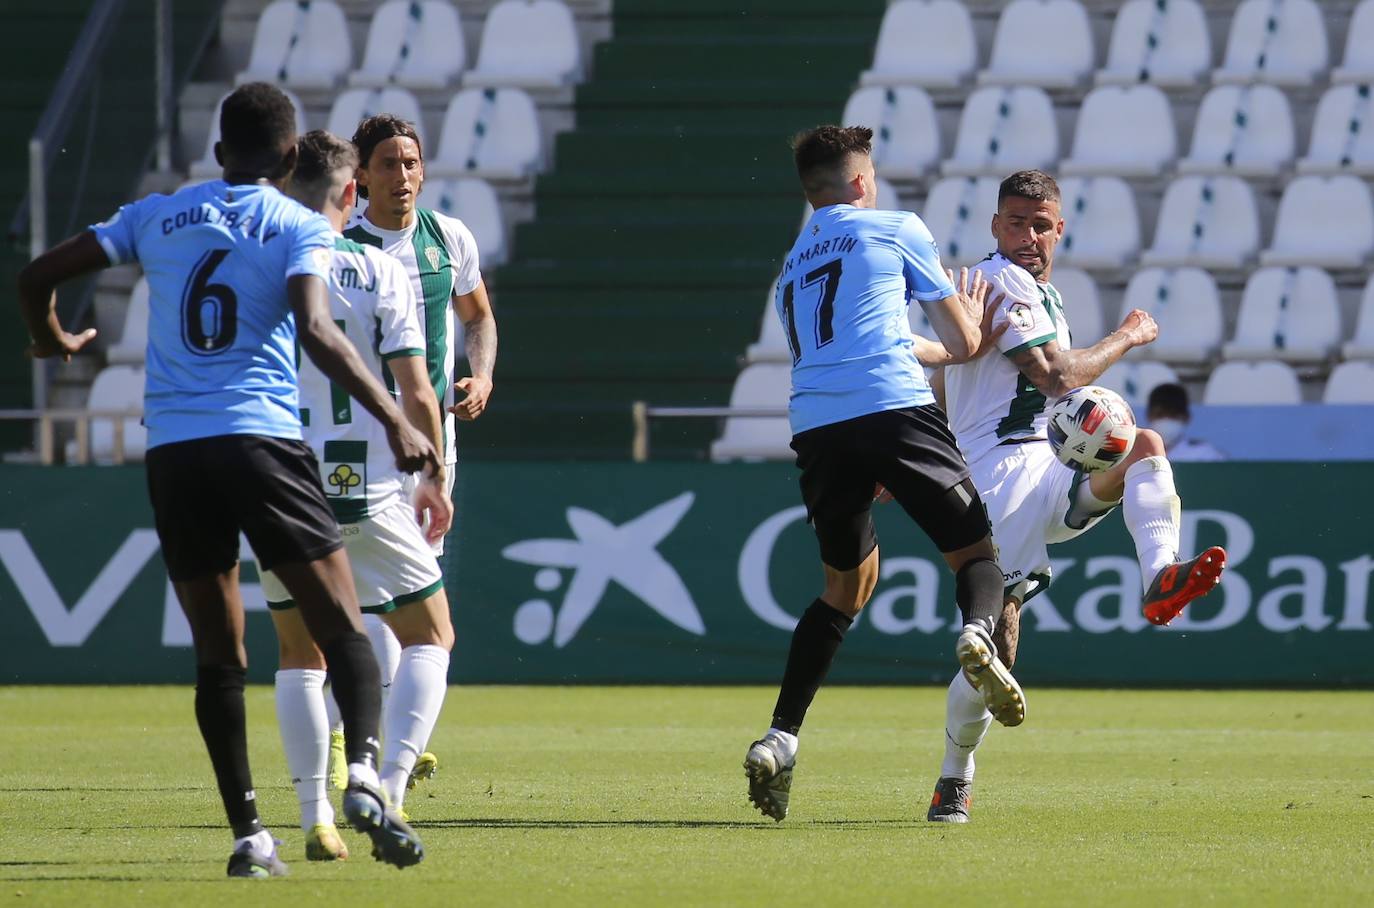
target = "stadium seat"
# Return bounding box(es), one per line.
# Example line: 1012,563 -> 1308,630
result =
325,88 -> 425,148
1203,361 -> 1302,404
65,365 -> 147,464
841,87 -> 940,181
1332,0 -> 1374,84
463,0 -> 581,89
1224,267 -> 1340,363
710,364 -> 792,461
1056,177 -> 1141,269
1213,0 -> 1328,86
236,0 -> 352,90
1096,0 -> 1211,87
1049,267 -> 1104,344
1097,361 -> 1180,414
1059,85 -> 1176,178
1260,176 -> 1374,269
859,0 -> 977,88
1177,85 -> 1295,176
746,281 -> 788,363
1119,267 -> 1222,364
107,278 -> 149,366
941,87 -> 1058,177
1324,361 -> 1374,403
1296,85 -> 1374,176
425,178 -> 507,266
978,0 -> 1094,88
350,0 -> 465,89
922,176 -> 1001,265
189,89 -> 306,179
1342,276 -> 1374,359
1140,176 -> 1260,269
428,88 -> 541,180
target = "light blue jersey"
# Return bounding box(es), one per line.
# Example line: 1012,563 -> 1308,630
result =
776,205 -> 955,434
90,180 -> 334,449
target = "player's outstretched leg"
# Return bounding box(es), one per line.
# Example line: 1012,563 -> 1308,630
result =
928,670 -> 994,822
1143,546 -> 1226,626
945,529 -> 1025,727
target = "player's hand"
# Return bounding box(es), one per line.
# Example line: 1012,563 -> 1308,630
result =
413,473 -> 453,545
1118,309 -> 1159,347
947,266 -> 989,327
27,327 -> 98,363
873,483 -> 894,504
450,375 -> 492,421
386,420 -> 440,477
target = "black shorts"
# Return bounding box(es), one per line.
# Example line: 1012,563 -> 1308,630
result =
791,405 -> 989,569
146,434 -> 343,582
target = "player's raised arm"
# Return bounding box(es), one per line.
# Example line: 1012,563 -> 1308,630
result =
1010,308 -> 1159,399
16,231 -> 108,361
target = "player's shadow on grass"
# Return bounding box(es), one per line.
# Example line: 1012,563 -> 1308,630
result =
422,817 -> 931,830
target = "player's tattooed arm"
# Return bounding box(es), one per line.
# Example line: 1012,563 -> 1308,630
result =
16,231 -> 105,361
1011,309 -> 1159,398
453,280 -> 497,421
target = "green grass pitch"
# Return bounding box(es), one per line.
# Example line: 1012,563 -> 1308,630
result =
3,686 -> 1371,906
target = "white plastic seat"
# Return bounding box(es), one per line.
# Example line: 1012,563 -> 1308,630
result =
429,88 -> 541,180
1333,0 -> 1374,84
1056,177 -> 1140,269
841,87 -> 940,180
859,0 -> 977,89
107,278 -> 149,366
425,178 -> 507,266
190,89 -> 306,179
463,0 -> 580,89
941,87 -> 1058,177
1297,85 -> 1374,176
1096,0 -> 1211,87
1223,267 -> 1340,363
1213,0 -> 1328,86
1178,85 -> 1295,176
1342,276 -> 1374,359
1118,267 -> 1222,364
1204,361 -> 1302,404
1260,176 -> 1374,269
921,176 -> 1001,266
350,0 -> 464,89
1049,267 -> 1103,344
236,0 -> 352,90
1097,361 -> 1181,414
325,88 -> 425,148
746,281 -> 789,363
1140,176 -> 1260,269
65,365 -> 146,464
1060,85 -> 1176,178
709,364 -> 793,461
1324,361 -> 1374,403
979,0 -> 1093,88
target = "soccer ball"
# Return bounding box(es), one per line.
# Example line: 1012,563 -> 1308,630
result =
1046,386 -> 1136,473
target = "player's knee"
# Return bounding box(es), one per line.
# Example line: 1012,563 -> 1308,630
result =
1130,428 -> 1168,461
822,548 -> 880,616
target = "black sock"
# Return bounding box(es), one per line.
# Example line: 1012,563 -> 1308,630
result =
956,557 -> 1004,636
194,665 -> 261,839
321,631 -> 382,772
769,599 -> 854,735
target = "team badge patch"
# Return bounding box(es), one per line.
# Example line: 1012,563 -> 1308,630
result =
424,245 -> 441,271
1008,301 -> 1035,331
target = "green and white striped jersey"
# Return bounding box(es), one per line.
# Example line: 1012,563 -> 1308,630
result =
944,251 -> 1072,464
344,206 -> 481,466
298,234 -> 426,523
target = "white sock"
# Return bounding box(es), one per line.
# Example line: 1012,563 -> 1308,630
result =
234,828 -> 276,854
1123,455 -> 1181,592
763,727 -> 799,765
940,671 -> 992,781
364,614 -> 403,718
274,669 -> 335,831
380,644 -> 451,808
349,761 -> 380,790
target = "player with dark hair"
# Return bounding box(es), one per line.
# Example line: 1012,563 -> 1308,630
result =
16,84 -> 430,876
922,169 -> 1226,822
742,125 -> 1019,823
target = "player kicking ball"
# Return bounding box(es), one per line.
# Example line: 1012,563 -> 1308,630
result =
922,170 -> 1226,822
265,131 -> 457,861
744,126 -> 1018,823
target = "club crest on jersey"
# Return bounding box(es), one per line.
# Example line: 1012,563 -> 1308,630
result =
424,245 -> 442,271
1008,301 -> 1035,331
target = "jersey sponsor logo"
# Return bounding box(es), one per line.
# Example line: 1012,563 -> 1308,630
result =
1008,301 -> 1035,331
326,463 -> 363,497
424,245 -> 442,271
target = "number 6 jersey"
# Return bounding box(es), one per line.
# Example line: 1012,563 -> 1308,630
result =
777,205 -> 955,434
90,180 -> 334,449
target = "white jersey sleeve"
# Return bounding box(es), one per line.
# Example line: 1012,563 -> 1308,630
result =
988,260 -> 1058,358
370,249 -> 426,358
434,211 -> 482,297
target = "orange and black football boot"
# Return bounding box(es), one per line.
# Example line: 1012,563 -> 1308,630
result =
1142,546 -> 1227,626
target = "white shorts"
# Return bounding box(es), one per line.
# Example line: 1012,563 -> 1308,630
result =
969,441 -> 1118,603
261,496 -> 444,614
403,461 -> 457,556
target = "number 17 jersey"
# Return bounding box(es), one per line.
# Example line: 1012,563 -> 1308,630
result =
777,205 -> 955,434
